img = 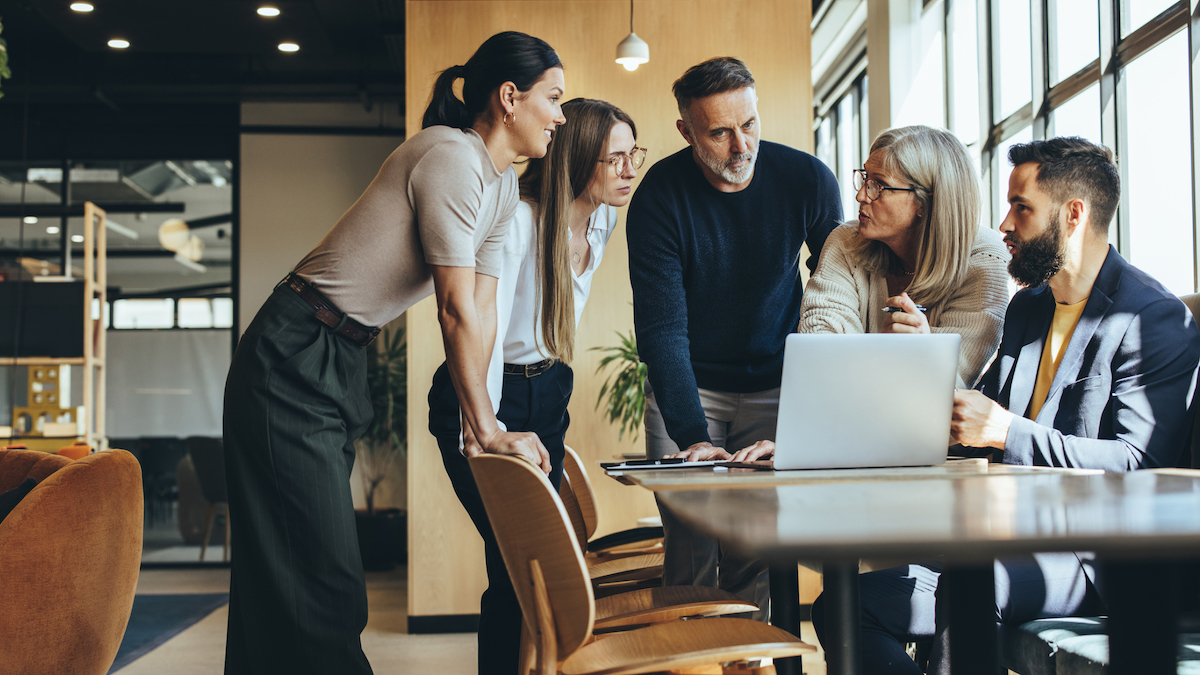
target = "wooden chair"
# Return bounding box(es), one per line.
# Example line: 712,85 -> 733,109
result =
559,468 -> 664,591
470,453 -> 815,675
562,445 -> 663,557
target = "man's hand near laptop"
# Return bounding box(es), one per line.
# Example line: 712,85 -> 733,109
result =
667,440 -> 777,462
950,389 -> 1013,449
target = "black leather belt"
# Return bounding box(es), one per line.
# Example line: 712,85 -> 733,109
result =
282,273 -> 381,348
503,358 -> 555,378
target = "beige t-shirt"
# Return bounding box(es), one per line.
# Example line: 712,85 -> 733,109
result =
293,126 -> 517,327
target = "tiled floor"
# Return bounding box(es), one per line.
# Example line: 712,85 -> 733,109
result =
120,566 -> 830,674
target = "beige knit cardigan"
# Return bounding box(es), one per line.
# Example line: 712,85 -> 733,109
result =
799,223 -> 1011,388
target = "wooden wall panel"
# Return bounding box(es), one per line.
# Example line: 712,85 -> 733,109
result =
407,0 -> 813,619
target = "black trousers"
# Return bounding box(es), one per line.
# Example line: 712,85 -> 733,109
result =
812,554 -> 1103,675
223,284 -> 374,675
428,360 -> 571,675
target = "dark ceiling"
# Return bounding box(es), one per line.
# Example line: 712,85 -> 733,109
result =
0,0 -> 405,159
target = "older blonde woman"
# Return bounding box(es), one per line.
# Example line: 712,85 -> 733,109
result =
717,125 -> 1009,464
801,125 -> 1009,383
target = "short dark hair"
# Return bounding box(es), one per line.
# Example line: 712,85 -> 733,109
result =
672,57 -> 755,125
1007,137 -> 1121,235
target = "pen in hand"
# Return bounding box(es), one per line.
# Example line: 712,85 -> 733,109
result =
882,305 -> 926,313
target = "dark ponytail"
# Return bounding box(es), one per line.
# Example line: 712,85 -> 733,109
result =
422,31 -> 563,130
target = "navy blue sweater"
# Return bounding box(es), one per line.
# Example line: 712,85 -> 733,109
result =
627,141 -> 843,450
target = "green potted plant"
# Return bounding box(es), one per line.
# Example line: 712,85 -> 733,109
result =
0,15 -> 12,100
592,330 -> 648,441
356,325 -> 407,571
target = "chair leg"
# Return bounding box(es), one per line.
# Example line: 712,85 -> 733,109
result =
201,502 -> 215,561
221,503 -> 231,562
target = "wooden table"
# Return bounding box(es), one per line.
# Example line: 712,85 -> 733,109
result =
615,465 -> 1196,675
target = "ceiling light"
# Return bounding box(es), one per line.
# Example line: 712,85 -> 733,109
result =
278,42 -> 299,53
108,39 -> 130,49
46,226 -> 60,235
23,216 -> 37,224
71,234 -> 85,243
257,6 -> 280,17
615,0 -> 649,72
70,2 -> 94,12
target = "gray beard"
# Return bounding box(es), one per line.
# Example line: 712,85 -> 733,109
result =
696,145 -> 757,184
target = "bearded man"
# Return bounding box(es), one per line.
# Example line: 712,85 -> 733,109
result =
626,56 -> 842,617
813,136 -> 1200,674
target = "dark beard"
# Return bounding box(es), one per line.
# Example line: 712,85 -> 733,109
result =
1007,214 -> 1066,288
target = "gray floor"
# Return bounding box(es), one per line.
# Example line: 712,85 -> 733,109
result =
119,565 -> 838,674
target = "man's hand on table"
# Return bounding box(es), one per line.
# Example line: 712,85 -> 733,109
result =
667,442 -> 731,461
729,440 -> 775,462
950,390 -> 1013,450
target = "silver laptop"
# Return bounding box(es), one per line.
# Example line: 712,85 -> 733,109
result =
772,333 -> 961,471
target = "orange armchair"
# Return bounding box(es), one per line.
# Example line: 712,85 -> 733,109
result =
0,448 -> 144,675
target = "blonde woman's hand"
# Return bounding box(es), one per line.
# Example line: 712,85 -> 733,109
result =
884,292 -> 930,334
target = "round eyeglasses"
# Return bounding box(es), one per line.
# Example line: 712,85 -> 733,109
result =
853,169 -> 920,202
600,147 -> 647,174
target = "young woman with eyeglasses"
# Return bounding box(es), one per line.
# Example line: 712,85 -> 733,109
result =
222,31 -> 564,675
428,98 -> 644,675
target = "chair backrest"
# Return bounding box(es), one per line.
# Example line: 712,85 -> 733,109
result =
1181,293 -> 1200,469
470,454 -> 594,658
0,449 -> 143,673
562,445 -> 599,540
558,473 -> 590,547
185,436 -> 228,503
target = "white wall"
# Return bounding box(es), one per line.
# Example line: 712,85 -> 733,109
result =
238,103 -> 404,334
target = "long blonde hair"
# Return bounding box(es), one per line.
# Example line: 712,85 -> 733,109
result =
849,125 -> 979,308
518,98 -> 637,363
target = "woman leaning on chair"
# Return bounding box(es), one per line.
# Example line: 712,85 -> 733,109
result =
429,98 -> 644,675
222,31 -> 564,675
726,125 -> 1010,464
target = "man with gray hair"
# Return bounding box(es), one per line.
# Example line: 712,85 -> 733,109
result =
627,57 -> 843,616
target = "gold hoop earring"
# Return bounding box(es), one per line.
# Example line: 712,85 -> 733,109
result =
503,112 -> 516,127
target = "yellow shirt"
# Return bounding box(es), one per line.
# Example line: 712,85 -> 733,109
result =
1028,297 -> 1089,419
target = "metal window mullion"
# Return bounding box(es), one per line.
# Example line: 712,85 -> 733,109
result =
1031,0 -> 1048,140
1189,0 -> 1200,291
981,0 -> 999,226
943,0 -> 955,134
1099,0 -> 1123,250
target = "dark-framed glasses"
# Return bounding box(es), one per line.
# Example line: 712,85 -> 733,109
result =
601,147 -> 648,173
853,169 -> 920,202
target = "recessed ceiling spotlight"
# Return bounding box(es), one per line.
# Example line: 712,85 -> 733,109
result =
257,6 -> 280,17
278,42 -> 299,53
71,234 -> 85,243
46,226 -> 61,235
23,216 -> 38,224
70,2 -> 94,12
108,38 -> 130,49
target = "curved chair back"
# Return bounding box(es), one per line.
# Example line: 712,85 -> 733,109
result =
0,449 -> 143,674
1181,293 -> 1200,469
470,454 -> 595,658
562,445 -> 599,540
558,473 -> 590,547
185,436 -> 228,503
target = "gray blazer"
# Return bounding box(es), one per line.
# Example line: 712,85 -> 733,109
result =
977,246 -> 1200,470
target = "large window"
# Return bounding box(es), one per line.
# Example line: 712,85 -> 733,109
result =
983,0 -> 1195,294
815,74 -> 869,222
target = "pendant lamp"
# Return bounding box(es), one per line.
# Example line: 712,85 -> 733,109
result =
615,0 -> 649,71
